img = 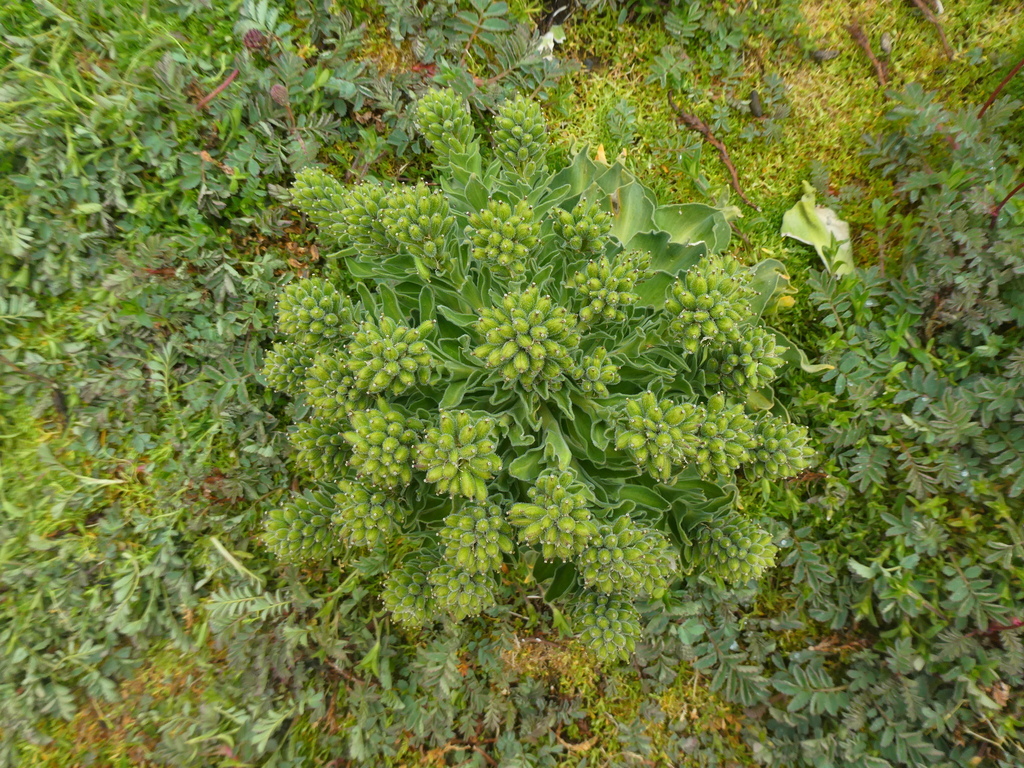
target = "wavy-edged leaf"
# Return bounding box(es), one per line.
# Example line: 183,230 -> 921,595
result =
770,328 -> 833,374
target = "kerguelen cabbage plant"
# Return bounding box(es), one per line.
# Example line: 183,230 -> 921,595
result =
260,88 -> 813,662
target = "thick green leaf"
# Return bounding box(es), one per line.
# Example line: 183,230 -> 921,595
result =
437,305 -> 479,327
533,556 -> 559,583
549,147 -> 601,196
654,203 -> 730,252
780,181 -> 853,275
418,285 -> 436,322
544,562 -> 577,601
748,258 -> 795,319
618,484 -> 667,511
634,271 -> 676,306
378,284 -> 402,320
770,327 -> 833,374
509,448 -> 545,481
610,180 -> 657,244
439,378 -> 471,408
464,175 -> 490,211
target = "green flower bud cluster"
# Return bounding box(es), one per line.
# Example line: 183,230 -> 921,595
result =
748,416 -> 815,479
333,480 -> 406,548
705,326 -> 785,393
291,168 -> 350,243
493,93 -> 547,178
576,346 -> 620,398
304,351 -> 369,420
665,256 -> 753,353
465,199 -> 540,277
509,471 -> 597,561
578,517 -> 675,598
415,411 -> 501,500
346,316 -> 436,397
615,392 -> 703,481
416,87 -> 476,166
337,182 -> 395,255
472,286 -> 581,390
693,513 -> 778,584
695,393 -> 757,478
263,490 -> 341,562
292,169 -> 394,253
567,251 -> 650,325
262,343 -> 316,398
275,277 -> 355,348
290,420 -> 348,479
383,555 -> 438,629
342,404 -> 423,489
551,198 -> 612,256
380,183 -> 455,272
428,563 -> 496,620
574,591 -> 642,663
439,503 -> 514,574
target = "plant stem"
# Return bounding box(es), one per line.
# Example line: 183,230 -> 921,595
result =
195,68 -> 239,110
667,91 -> 760,211
845,21 -> 887,87
909,0 -> 954,60
991,180 -> 1024,225
978,54 -> 1024,118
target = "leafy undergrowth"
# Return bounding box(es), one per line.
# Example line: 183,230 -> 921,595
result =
2,0 -> 1024,766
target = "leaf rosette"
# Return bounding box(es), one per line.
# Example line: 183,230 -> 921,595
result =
262,87 -> 815,660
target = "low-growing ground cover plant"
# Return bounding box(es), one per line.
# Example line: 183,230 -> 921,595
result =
262,87 -> 813,661
811,84 -> 1024,501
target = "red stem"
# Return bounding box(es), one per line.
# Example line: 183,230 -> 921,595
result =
196,69 -> 240,110
991,180 -> 1024,224
978,54 -> 1024,119
972,617 -> 1023,637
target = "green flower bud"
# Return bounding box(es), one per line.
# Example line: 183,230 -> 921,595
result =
332,480 -> 406,548
291,168 -> 348,228
567,250 -> 650,325
293,169 -> 395,254
416,88 -> 476,166
508,470 -> 596,561
428,563 -> 496,620
578,517 -> 676,597
262,343 -> 316,397
472,286 -> 580,391
705,327 -> 785,393
303,351 -> 371,419
439,502 -> 514,574
688,512 -> 777,584
347,315 -> 436,397
290,419 -> 348,479
696,394 -> 757,478
552,198 -> 612,257
466,198 -> 540,277
493,93 -> 548,178
575,346 -> 620,398
615,391 -> 704,481
383,553 -> 440,629
747,415 -> 815,479
574,591 -> 641,663
264,489 -> 342,562
343,404 -> 423,489
416,411 -> 501,499
665,256 -> 753,353
380,183 -> 456,272
275,277 -> 356,348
